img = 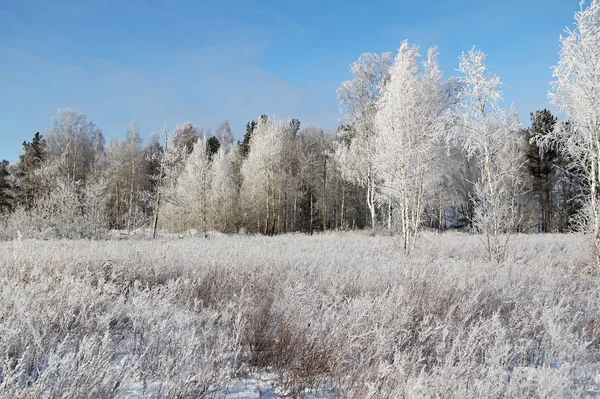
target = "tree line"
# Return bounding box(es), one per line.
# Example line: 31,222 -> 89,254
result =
0,1 -> 598,265
0,105 -> 581,239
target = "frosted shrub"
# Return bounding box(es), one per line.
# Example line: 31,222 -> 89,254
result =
0,233 -> 599,397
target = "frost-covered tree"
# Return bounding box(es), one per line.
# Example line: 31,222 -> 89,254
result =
148,126 -> 187,239
45,108 -> 104,183
104,122 -> 147,230
21,153 -> 85,237
172,122 -> 199,154
216,118 -> 234,150
239,117 -> 289,234
82,173 -> 108,237
167,136 -> 213,234
436,138 -> 478,229
452,48 -> 525,262
374,42 -> 446,253
210,146 -> 240,232
336,52 -> 391,230
544,0 -> 600,267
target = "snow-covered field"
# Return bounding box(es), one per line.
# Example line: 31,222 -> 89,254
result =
1,231 -> 599,398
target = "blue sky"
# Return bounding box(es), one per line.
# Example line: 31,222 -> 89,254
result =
1,0 -> 579,162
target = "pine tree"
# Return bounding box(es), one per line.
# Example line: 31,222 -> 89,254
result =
240,121 -> 256,158
16,132 -> 47,209
206,136 -> 221,160
0,160 -> 13,213
527,110 -> 558,232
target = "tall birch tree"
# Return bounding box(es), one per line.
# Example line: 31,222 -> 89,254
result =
544,0 -> 600,268
336,52 -> 391,230
453,48 -> 525,262
374,42 -> 445,253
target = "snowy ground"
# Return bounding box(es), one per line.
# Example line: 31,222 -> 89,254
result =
1,231 -> 599,398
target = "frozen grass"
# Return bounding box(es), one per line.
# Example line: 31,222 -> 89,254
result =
1,232 -> 599,398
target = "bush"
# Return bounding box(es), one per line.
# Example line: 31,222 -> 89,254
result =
0,232 -> 598,397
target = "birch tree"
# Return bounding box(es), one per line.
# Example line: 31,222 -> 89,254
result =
374,42 -> 445,253
453,48 -> 525,262
167,136 -> 213,234
148,126 -> 187,239
544,0 -> 600,268
210,146 -> 239,232
239,117 -> 288,235
216,119 -> 235,150
336,52 -> 391,230
45,108 -> 104,183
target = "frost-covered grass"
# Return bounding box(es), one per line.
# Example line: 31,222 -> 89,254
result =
1,232 -> 599,398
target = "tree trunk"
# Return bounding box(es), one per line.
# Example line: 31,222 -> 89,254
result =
152,191 -> 161,239
127,161 -> 135,234
310,190 -> 314,235
341,183 -> 346,229
322,157 -> 327,231
367,169 -> 376,231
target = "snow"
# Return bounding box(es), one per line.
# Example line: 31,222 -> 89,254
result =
1,232 -> 599,397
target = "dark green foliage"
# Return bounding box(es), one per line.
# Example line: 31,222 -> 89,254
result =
240,115 -> 268,158
240,121 -> 256,158
206,136 -> 220,160
0,160 -> 13,213
527,110 -> 558,232
15,132 -> 47,209
19,132 -> 46,170
526,110 -> 583,232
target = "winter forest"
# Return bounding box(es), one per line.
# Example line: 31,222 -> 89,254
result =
1,1 -> 600,398
0,5 -> 598,256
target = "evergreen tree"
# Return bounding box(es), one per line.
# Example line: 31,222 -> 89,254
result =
0,160 -> 13,213
527,109 -> 558,232
16,132 -> 47,209
206,136 -> 221,160
240,120 -> 256,158
240,115 -> 267,158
